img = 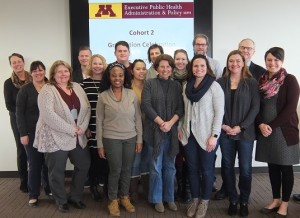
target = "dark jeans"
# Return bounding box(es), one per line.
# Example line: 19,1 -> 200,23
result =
219,133 -> 254,204
9,112 -> 28,186
184,132 -> 217,200
268,163 -> 294,202
88,146 -> 109,187
24,132 -> 50,199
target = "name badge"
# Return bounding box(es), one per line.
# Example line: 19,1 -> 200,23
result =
71,108 -> 78,120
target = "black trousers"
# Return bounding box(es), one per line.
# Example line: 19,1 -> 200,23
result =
9,112 -> 28,186
88,146 -> 109,187
268,163 -> 294,202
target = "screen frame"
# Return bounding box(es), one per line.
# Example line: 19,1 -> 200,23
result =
69,0 -> 213,70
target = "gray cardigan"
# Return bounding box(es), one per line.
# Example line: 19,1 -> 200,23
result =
141,78 -> 184,158
179,81 -> 224,150
217,76 -> 260,140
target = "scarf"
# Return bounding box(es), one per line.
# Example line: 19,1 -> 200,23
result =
172,69 -> 188,81
185,74 -> 215,103
259,68 -> 287,99
10,71 -> 32,89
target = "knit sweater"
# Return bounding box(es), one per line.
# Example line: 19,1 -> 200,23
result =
141,78 -> 184,158
33,83 -> 91,152
96,87 -> 143,148
179,81 -> 224,150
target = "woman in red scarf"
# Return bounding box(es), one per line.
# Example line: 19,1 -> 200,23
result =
256,47 -> 300,218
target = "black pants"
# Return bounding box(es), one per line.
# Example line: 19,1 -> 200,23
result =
88,146 -> 109,187
268,163 -> 294,202
24,132 -> 50,199
9,112 -> 28,186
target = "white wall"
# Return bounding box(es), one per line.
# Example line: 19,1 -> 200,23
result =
0,0 -> 71,171
0,0 -> 299,171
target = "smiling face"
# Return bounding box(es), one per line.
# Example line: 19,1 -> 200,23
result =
157,60 -> 172,80
174,52 -> 188,71
110,66 -> 125,89
132,61 -> 146,81
10,55 -> 25,74
265,53 -> 283,75
193,37 -> 208,55
228,54 -> 244,75
54,65 -> 71,86
115,45 -> 130,64
78,49 -> 91,67
238,39 -> 255,62
91,57 -> 104,76
149,47 -> 162,64
31,65 -> 46,83
192,58 -> 207,79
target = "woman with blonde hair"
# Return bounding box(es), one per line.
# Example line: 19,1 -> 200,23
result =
34,60 -> 91,213
81,54 -> 109,201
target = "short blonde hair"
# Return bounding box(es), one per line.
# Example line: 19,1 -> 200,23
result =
86,54 -> 107,77
49,60 -> 73,88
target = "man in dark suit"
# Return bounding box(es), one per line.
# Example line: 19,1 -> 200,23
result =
72,46 -> 92,83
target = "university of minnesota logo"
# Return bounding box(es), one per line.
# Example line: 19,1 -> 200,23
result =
89,3 -> 122,19
95,5 -> 116,17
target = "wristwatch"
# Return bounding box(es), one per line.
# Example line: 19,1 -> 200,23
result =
213,134 -> 218,138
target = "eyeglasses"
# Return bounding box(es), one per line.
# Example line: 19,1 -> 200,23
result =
239,46 -> 254,51
195,43 -> 207,47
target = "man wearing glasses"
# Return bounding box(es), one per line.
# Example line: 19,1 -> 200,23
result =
192,34 -> 223,79
238,38 -> 266,81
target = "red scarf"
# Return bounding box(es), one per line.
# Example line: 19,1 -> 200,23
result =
259,68 -> 287,99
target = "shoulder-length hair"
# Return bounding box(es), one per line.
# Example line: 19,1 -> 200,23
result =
187,54 -> 215,80
223,50 -> 252,79
100,62 -> 131,92
153,54 -> 175,71
48,60 -> 73,88
9,53 -> 24,64
86,54 -> 107,77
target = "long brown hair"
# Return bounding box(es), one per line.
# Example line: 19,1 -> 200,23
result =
223,50 -> 252,79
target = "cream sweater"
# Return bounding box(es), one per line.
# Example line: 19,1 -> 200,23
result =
34,83 -> 91,152
179,81 -> 224,150
96,87 -> 143,148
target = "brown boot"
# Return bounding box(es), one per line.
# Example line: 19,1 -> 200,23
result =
108,199 -> 120,216
120,196 -> 135,212
129,177 -> 139,203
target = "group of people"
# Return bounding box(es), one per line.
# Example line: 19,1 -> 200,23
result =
3,35 -> 300,218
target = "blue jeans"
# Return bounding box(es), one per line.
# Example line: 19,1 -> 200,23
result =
219,132 -> 254,204
131,141 -> 151,177
184,132 -> 217,200
148,135 -> 176,203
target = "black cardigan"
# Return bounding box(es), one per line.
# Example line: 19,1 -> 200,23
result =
16,83 -> 40,136
256,74 -> 300,145
217,76 -> 260,141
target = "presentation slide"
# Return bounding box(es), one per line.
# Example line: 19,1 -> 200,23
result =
89,0 -> 194,67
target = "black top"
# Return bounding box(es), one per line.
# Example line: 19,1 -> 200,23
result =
72,68 -> 84,83
16,82 -> 40,136
249,62 -> 266,81
4,78 -> 20,113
